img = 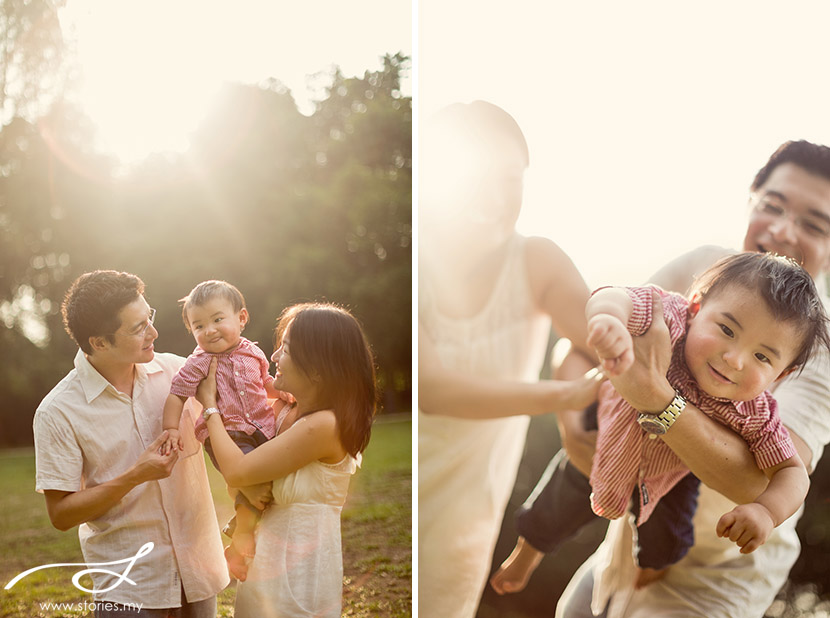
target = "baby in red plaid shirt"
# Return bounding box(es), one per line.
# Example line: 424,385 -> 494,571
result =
161,279 -> 293,582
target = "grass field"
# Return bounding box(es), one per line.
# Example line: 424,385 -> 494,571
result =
0,417 -> 412,618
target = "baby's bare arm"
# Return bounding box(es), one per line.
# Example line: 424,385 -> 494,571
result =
585,288 -> 634,376
161,393 -> 187,454
716,455 -> 809,553
755,456 -> 810,526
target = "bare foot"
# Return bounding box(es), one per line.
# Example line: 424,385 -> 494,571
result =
225,531 -> 256,582
489,538 -> 544,595
635,566 -> 668,589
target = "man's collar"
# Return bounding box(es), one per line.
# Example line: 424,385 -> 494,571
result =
74,349 -> 163,403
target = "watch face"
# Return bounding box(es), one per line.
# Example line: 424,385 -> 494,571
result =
638,416 -> 667,435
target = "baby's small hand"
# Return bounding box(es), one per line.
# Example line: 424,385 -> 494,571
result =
239,482 -> 274,511
587,315 -> 634,376
160,428 -> 182,456
716,503 -> 775,554
276,390 -> 296,405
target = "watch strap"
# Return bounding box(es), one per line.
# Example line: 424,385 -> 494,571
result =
637,391 -> 686,435
202,406 -> 221,420
654,392 -> 685,430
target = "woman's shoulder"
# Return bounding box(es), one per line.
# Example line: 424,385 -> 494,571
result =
299,408 -> 338,426
524,234 -> 570,261
523,235 -> 582,282
523,235 -> 590,312
298,409 -> 350,463
294,409 -> 341,442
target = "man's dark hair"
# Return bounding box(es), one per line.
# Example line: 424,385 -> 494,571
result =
61,270 -> 145,354
179,280 -> 246,332
690,252 -> 830,372
751,140 -> 830,192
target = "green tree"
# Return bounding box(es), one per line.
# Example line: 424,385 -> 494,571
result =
0,53 -> 412,445
1,0 -> 69,124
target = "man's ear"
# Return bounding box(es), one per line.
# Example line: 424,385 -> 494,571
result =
88,335 -> 110,353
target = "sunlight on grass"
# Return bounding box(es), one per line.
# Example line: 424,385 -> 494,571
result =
0,418 -> 411,617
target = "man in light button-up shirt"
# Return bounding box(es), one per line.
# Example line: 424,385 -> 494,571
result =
550,141 -> 830,617
33,271 -> 229,616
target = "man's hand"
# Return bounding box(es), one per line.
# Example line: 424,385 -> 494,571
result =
716,502 -> 775,554
587,315 -> 634,377
608,291 -> 675,413
557,408 -> 598,477
133,431 -> 179,483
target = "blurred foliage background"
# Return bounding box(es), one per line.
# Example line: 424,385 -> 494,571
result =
0,0 -> 412,447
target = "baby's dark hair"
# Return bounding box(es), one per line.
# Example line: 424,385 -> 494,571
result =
690,252 -> 830,371
180,280 -> 246,332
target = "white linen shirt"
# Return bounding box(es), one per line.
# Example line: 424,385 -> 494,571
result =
33,350 -> 229,608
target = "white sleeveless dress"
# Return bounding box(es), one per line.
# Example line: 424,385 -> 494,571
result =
419,232 -> 552,617
234,445 -> 359,618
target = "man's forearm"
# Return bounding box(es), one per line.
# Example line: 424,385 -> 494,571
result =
46,469 -> 144,531
46,432 -> 176,531
660,404 -> 768,504
610,353 -> 769,504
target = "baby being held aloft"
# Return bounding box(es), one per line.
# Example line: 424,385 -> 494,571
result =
161,280 -> 292,582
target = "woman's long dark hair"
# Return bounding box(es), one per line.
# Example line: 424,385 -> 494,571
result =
275,302 -> 377,456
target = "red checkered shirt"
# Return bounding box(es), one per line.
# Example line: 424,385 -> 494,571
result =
589,286 -> 795,525
170,337 -> 277,444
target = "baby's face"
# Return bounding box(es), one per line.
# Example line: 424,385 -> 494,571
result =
186,297 -> 248,355
683,285 -> 802,401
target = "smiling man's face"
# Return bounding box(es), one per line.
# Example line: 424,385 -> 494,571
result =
743,162 -> 830,278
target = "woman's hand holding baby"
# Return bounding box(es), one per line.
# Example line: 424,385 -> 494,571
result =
553,368 -> 606,414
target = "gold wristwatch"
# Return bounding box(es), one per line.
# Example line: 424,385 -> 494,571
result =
637,392 -> 686,436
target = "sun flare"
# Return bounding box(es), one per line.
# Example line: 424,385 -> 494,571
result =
57,0 -> 411,166
59,0 -> 227,165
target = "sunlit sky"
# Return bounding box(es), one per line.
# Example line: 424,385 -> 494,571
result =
418,1 -> 830,288
58,0 -> 412,164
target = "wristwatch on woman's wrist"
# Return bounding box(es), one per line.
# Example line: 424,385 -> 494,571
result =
202,406 -> 221,421
637,392 -> 686,436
